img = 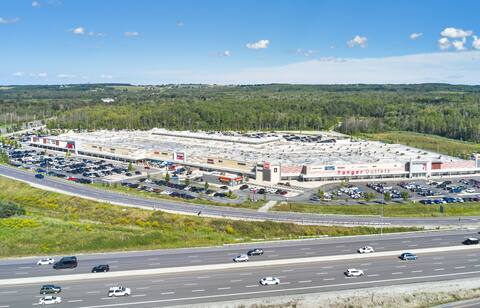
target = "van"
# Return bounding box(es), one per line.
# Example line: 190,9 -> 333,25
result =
53,256 -> 78,269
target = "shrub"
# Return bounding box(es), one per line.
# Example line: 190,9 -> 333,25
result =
0,201 -> 25,218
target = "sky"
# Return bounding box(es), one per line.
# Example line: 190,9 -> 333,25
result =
1,0 -> 480,85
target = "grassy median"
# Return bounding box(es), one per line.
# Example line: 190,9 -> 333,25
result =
273,202 -> 480,217
0,176 -> 421,257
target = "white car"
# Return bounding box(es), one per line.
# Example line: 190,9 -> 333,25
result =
37,257 -> 55,266
345,268 -> 364,277
108,286 -> 131,297
357,246 -> 374,254
233,254 -> 249,262
259,277 -> 280,285
466,188 -> 475,193
39,296 -> 62,305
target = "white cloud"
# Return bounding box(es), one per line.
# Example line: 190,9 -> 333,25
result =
100,74 -> 113,79
246,39 -> 270,50
176,21 -> 184,27
191,51 -> 480,85
295,49 -> 318,57
37,72 -> 48,77
347,35 -> 367,48
0,17 -> 19,24
32,1 -> 40,7
473,36 -> 480,50
410,32 -> 423,40
57,74 -> 76,78
221,50 -> 231,57
440,27 -> 473,39
438,37 -> 451,50
69,26 -> 104,36
124,31 -> 139,37
452,38 -> 467,51
12,72 -> 24,77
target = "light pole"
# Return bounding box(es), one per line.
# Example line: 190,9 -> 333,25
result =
380,202 -> 384,236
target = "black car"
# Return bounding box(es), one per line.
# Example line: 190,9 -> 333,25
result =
40,285 -> 62,294
135,171 -> 141,175
247,248 -> 264,256
240,184 -> 249,190
463,238 -> 479,245
91,264 -> 110,273
53,256 -> 78,269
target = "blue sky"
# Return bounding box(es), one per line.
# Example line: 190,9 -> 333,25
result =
1,0 -> 480,84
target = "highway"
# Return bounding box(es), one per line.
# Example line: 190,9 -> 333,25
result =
0,229 -> 477,280
1,164 -> 480,227
2,248 -> 480,307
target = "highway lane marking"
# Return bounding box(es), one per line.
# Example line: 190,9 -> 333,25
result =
132,294 -> 146,298
19,266 -> 32,269
376,247 -> 385,249
282,269 -> 294,272
433,262 -> 443,265
298,280 -> 312,283
239,272 -> 252,276
316,272 -> 328,275
87,291 -> 101,294
468,259 -> 479,262
360,263 -> 371,266
189,260 -> 202,263
136,287 -> 150,290
341,250 -> 350,252
184,283 -> 198,286
434,268 -> 445,271
408,245 -> 418,247
411,270 -> 423,273
107,261 -> 119,263
0,291 -> 17,294
270,254 -> 279,257
455,266 -> 466,269
401,240 -> 411,243
230,279 -> 242,282
279,282 -> 290,285
160,292 -> 174,295
187,255 -> 199,258
14,272 -> 28,275
321,266 -> 334,269
301,248 -> 311,250
305,252 -> 315,255
68,300 -> 83,303
191,289 -> 205,292
196,276 -> 210,279
217,287 -> 231,290
0,305 -> 9,308
395,265 -> 406,268
368,274 -> 379,277
467,254 -> 477,257
392,272 -> 403,275
148,263 -> 160,266
147,258 -> 159,261
433,257 -> 444,260
335,245 -> 345,248
151,279 -> 164,283
323,278 -> 335,281
245,285 -> 258,288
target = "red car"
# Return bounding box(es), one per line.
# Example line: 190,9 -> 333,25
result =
67,177 -> 77,181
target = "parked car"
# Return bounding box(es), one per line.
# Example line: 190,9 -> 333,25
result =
92,264 -> 110,272
37,257 -> 55,266
40,285 -> 62,294
233,254 -> 249,262
38,296 -> 62,305
259,277 -> 280,285
399,252 -> 417,261
108,286 -> 131,297
247,248 -> 264,256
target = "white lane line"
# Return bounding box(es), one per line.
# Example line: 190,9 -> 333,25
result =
196,276 -> 210,279
147,258 -> 158,261
279,282 -> 291,285
107,261 -> 119,263
0,291 -> 17,294
189,260 -> 202,263
434,268 -> 445,271
468,259 -> 479,262
316,272 -> 328,275
245,285 -> 258,288
282,269 -> 294,273
160,292 -> 174,295
270,254 -> 279,257
0,305 -> 9,308
68,300 -> 83,303
298,280 -> 312,283
341,250 -> 350,253
376,247 -> 385,249
14,272 -> 28,275
239,273 -> 252,276
467,254 -> 477,257
191,289 -> 205,293
323,278 -> 335,281
361,263 -> 372,266
217,287 -> 231,290
433,257 -> 444,260
184,283 -> 198,286
136,287 -> 150,290
432,238 -> 442,241
100,297 -> 112,300
433,262 -> 443,265
395,265 -> 406,268
401,240 -> 411,243
408,245 -> 418,247
322,266 -> 333,269
132,294 -> 146,298
19,266 -> 32,269
87,291 -> 100,294
335,245 -> 345,248
148,263 -> 160,266
455,266 -> 466,269
301,248 -> 311,250
368,274 -> 379,277
392,272 -> 403,275
187,255 -> 199,258
305,252 -> 315,255
412,270 -> 423,273
230,279 -> 242,282
151,279 -> 164,283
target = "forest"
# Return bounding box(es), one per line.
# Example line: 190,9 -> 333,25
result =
1,83 -> 479,143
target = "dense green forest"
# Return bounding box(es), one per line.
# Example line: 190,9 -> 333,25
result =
1,83 -> 480,142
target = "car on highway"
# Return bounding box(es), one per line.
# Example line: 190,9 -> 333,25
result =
233,254 -> 249,262
92,264 -> 110,272
108,286 -> 131,297
247,248 -> 264,256
399,252 -> 417,261
357,246 -> 374,254
53,256 -> 78,269
35,173 -> 44,179
345,268 -> 364,277
259,277 -> 280,285
38,296 -> 62,305
40,285 -> 62,294
463,237 -> 479,245
37,257 -> 55,265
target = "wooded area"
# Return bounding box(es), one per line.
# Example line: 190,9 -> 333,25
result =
1,83 -> 479,142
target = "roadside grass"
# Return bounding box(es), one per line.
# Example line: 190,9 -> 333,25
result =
360,131 -> 480,159
0,177 -> 421,257
90,182 -> 264,209
273,201 -> 480,217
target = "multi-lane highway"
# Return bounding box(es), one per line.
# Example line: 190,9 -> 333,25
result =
0,229 -> 476,280
1,164 -> 480,227
2,246 -> 480,307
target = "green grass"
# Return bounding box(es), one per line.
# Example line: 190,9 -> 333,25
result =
91,182 -> 264,209
0,176 -> 421,257
273,201 -> 480,217
361,131 -> 480,159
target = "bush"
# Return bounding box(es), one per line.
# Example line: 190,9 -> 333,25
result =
0,201 -> 25,218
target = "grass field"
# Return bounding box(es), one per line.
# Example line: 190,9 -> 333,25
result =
362,131 -> 480,159
273,201 -> 480,217
0,176 -> 421,257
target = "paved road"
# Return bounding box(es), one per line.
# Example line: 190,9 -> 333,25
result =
2,248 -> 480,307
0,229 -> 477,280
1,164 -> 480,227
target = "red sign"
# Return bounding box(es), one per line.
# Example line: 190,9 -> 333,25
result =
176,153 -> 184,161
264,162 -> 270,170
